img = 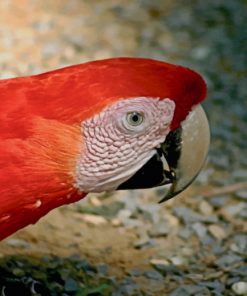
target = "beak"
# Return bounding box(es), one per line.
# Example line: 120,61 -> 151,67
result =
118,105 -> 210,202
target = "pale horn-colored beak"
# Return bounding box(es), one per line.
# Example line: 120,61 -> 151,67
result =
159,104 -> 210,203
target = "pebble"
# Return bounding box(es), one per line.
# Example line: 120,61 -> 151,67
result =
138,204 -> 160,223
117,209 -> 132,221
169,285 -> 210,296
121,218 -> 143,228
64,278 -> 79,292
134,230 -> 152,249
239,207 -> 247,219
191,222 -> 208,239
178,227 -> 193,240
150,258 -> 169,267
97,263 -> 108,275
149,221 -> 170,237
173,207 -> 204,224
199,200 -> 213,216
12,268 -> 25,277
170,256 -> 187,266
144,270 -> 163,280
208,224 -> 227,240
231,266 -> 247,277
80,214 -> 107,225
232,170 -> 247,180
164,213 -> 180,227
230,234 -> 247,253
209,196 -> 229,208
111,218 -> 122,227
231,282 -> 247,295
5,239 -> 30,249
215,253 -> 242,268
127,269 -> 142,277
200,281 -> 225,293
89,196 -> 102,206
235,190 -> 247,201
224,203 -> 246,216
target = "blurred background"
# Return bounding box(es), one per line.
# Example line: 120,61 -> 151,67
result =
0,1 -> 246,295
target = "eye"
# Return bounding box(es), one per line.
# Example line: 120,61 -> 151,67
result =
126,112 -> 144,126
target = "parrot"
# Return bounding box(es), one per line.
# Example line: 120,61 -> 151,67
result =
0,57 -> 210,241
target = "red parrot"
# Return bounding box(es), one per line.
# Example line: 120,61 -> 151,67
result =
0,57 -> 209,241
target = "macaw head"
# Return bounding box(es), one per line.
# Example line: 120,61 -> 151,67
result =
30,57 -> 208,202
0,57 -> 210,240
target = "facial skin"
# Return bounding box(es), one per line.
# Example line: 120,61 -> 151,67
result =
75,97 -> 175,192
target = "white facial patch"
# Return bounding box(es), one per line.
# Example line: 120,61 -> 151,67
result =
75,97 -> 175,192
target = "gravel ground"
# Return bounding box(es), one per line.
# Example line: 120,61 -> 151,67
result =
0,0 -> 246,295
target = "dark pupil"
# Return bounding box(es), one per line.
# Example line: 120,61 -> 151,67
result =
132,114 -> 139,122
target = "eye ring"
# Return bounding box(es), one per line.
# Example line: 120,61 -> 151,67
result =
126,111 -> 144,126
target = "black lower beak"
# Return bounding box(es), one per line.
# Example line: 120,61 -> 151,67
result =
118,148 -> 175,190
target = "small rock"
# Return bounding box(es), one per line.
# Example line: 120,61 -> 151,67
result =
170,285 -> 209,296
204,271 -> 224,280
97,263 -> 108,275
233,170 -> 247,180
231,282 -> 247,295
169,286 -> 190,296
12,268 -> 25,277
64,278 -> 79,292
227,277 -> 243,287
216,254 -> 242,268
208,224 -> 227,240
122,218 -> 143,228
164,213 -> 180,227
185,273 -> 203,281
210,154 -> 229,169
80,214 -> 107,225
0,71 -> 16,79
111,218 -> 122,227
235,190 -> 247,201
127,269 -> 142,277
118,283 -> 139,295
6,239 -> 30,249
232,266 -> 247,277
149,222 -> 170,237
180,247 -> 194,256
178,227 -> 193,240
144,270 -> 163,280
191,222 -> 208,239
170,256 -> 187,266
89,196 -> 102,206
224,203 -> 246,216
134,229 -> 152,249
200,281 -> 225,293
210,196 -> 228,208
173,207 -> 204,224
42,42 -> 60,58
117,209 -> 132,221
203,215 -> 219,224
230,234 -> 247,253
212,243 -> 225,255
152,264 -> 183,276
239,207 -> 247,219
199,200 -> 213,216
150,258 -> 169,266
138,204 -> 160,223
118,194 -> 137,212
